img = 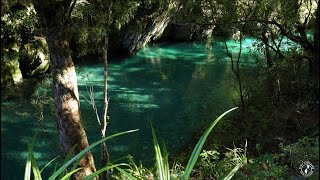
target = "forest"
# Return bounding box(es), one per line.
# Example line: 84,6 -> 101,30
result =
1,0 -> 319,179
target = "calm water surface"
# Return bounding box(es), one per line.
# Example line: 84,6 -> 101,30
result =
1,41 -> 262,178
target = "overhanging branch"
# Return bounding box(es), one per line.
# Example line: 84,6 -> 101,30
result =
183,18 -> 314,53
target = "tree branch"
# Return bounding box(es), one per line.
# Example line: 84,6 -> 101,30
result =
67,0 -> 77,21
189,18 -> 314,53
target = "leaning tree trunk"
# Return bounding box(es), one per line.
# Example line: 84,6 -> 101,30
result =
46,32 -> 96,180
32,1 -> 96,179
120,1 -> 179,53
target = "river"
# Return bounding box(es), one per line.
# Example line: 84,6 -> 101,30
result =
1,40 -> 263,179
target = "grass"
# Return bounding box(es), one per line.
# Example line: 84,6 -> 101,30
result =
24,129 -> 138,180
117,107 -> 242,180
25,107 -> 242,179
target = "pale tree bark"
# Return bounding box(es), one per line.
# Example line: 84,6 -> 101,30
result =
32,1 -> 96,179
89,0 -> 113,179
100,35 -> 110,180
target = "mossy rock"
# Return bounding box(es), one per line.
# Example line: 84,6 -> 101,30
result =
19,38 -> 50,77
1,51 -> 23,87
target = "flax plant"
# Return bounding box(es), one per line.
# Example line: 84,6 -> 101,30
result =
24,129 -> 138,180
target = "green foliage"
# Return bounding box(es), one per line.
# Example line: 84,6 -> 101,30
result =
183,107 -> 239,179
236,153 -> 289,179
112,108 -> 242,180
112,155 -> 154,180
235,136 -> 319,179
24,129 -> 139,179
210,54 -> 318,155
1,4 -> 39,49
199,148 -> 220,163
84,164 -> 130,180
1,2 -> 49,89
22,84 -> 319,179
69,0 -> 140,56
50,129 -> 139,179
112,1 -> 140,30
115,166 -> 137,180
57,144 -> 77,180
30,75 -> 54,120
280,136 -> 319,174
24,134 -> 46,180
151,124 -> 170,180
193,142 -> 247,180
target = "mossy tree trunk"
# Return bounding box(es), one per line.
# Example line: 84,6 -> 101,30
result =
32,1 -> 96,179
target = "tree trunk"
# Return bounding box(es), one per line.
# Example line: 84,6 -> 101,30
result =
100,1 -> 113,178
120,1 -> 179,53
46,33 -> 96,180
262,31 -> 272,67
100,35 -> 110,180
32,1 -> 96,179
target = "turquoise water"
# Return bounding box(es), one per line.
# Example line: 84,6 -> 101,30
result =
1,40 -> 263,178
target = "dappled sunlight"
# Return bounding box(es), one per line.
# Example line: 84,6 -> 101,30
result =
1,41 -> 264,174
68,42 -> 245,165
136,38 -> 268,66
137,43 -> 208,64
1,101 -> 60,178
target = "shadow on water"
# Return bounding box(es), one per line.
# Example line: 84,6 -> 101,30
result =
77,42 -> 237,167
1,40 -> 261,178
1,102 -> 61,179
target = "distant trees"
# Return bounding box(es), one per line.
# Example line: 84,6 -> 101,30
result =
0,1 -> 49,87
166,0 -> 318,110
172,0 -> 318,67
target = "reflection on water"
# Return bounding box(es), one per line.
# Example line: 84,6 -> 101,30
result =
1,40 -> 262,178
